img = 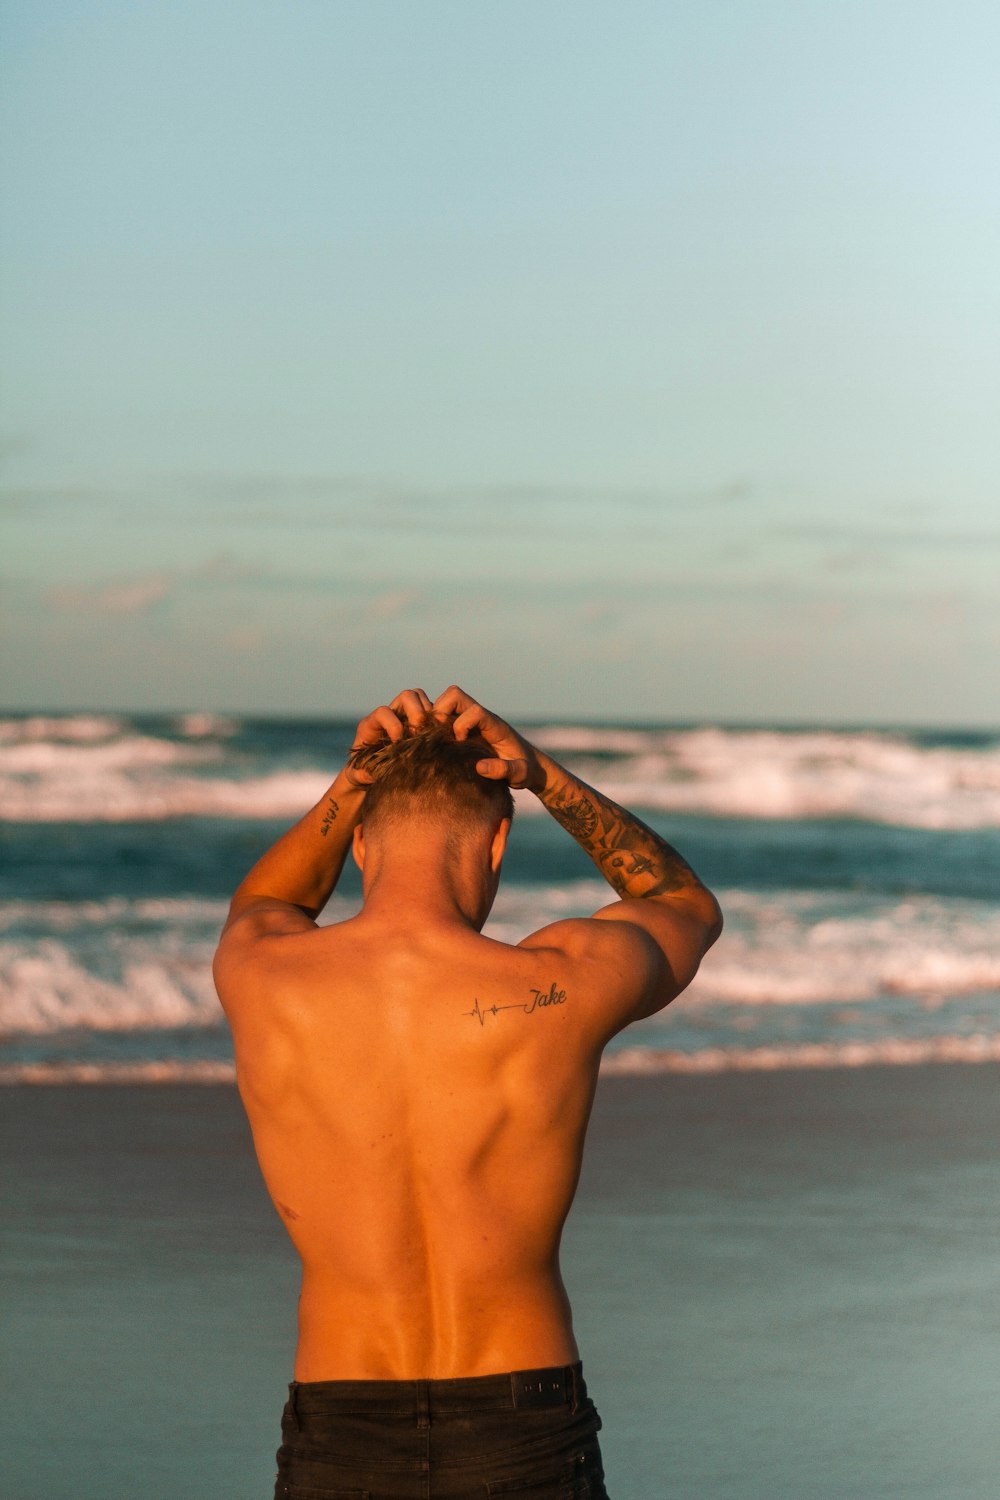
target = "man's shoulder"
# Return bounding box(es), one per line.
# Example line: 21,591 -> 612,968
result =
516,912 -> 659,968
215,896 -> 319,952
213,902 -> 340,1018
513,915 -> 665,1035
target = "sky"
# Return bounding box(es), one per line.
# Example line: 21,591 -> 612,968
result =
2,0 -> 998,724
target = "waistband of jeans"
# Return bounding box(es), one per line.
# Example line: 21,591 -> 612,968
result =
288,1361 -> 585,1416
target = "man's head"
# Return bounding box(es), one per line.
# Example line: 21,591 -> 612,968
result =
352,722 -> 514,848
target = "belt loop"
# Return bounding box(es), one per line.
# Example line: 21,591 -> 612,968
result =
569,1363 -> 580,1414
288,1381 -> 302,1432
416,1379 -> 430,1431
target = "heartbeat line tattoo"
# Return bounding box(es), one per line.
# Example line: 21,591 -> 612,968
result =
465,997 -> 530,1026
464,983 -> 568,1026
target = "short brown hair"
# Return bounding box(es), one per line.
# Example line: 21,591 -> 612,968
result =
353,724 -> 514,836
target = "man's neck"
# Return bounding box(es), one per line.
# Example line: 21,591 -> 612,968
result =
359,860 -> 491,932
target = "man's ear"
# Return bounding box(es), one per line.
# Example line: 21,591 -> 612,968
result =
489,816 -> 511,874
352,822 -> 366,871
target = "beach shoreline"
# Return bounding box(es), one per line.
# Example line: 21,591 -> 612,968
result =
5,1031 -> 1000,1086
3,1064 -> 1000,1498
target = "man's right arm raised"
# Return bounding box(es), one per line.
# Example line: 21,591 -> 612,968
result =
433,686 -> 723,1029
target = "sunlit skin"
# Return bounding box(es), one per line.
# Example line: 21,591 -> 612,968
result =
213,687 -> 721,1381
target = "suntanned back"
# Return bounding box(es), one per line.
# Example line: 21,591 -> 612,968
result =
217,688 -> 722,1392
229,915 -> 606,1382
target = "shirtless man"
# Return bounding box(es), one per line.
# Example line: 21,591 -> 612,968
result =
213,685 -> 722,1500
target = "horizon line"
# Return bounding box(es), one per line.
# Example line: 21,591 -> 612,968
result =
2,706 -> 998,737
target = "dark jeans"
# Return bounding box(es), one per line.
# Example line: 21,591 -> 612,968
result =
273,1361 -> 609,1499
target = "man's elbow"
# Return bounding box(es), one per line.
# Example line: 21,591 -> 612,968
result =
684,884 -> 723,951
704,890 -> 723,948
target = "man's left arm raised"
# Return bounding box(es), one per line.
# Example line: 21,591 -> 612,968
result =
216,689 -> 432,945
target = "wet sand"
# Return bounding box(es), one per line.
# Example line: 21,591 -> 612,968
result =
3,1066 -> 999,1499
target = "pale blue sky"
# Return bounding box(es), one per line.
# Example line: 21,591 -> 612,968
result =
2,1 -> 998,722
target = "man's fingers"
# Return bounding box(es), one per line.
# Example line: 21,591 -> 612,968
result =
475,757 -> 505,778
432,685 -> 478,718
452,704 -> 494,742
388,687 -> 432,710
377,705 -> 407,740
388,688 -> 432,729
476,756 -> 528,786
356,705 -> 405,743
350,688 -> 441,774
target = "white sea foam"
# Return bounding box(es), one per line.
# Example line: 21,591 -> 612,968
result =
0,939 -> 222,1035
0,732 -> 220,775
0,896 -> 231,932
0,1060 -> 238,1085
2,885 -> 997,1040
0,894 -> 360,1036
600,1034 -> 1000,1073
0,744 -> 324,821
174,712 -> 239,738
4,1037 -> 1000,1084
0,714 -> 126,744
2,720 -> 1000,828
530,726 -> 656,755
692,891 -> 1000,1005
528,725 -> 1000,830
486,883 -> 1000,1006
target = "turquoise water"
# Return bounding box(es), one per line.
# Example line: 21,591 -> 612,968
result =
2,713 -> 1000,1078
3,1072 -> 999,1499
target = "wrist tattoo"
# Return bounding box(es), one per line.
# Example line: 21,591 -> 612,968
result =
319,797 -> 340,837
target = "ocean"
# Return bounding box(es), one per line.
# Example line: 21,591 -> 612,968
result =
2,711 -> 998,1080
4,711 -> 1000,1499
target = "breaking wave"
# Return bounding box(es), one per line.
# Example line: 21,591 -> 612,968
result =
529,725 -> 1000,830
2,716 -> 999,829
486,882 -> 1000,1006
2,886 -> 997,1042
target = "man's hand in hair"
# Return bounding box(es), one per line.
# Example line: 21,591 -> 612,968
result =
431,685 -> 544,791
347,688 -> 434,785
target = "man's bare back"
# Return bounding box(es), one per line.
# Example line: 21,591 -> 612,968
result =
225,917 -> 608,1379
214,686 -> 722,1392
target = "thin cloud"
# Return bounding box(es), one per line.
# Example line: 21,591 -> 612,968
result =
820,548 -> 896,574
3,472 -> 754,527
577,602 -> 619,629
776,522 -> 1000,552
221,624 -> 267,654
364,588 -> 422,620
40,554 -> 260,616
0,483 -> 111,514
45,572 -> 174,616
164,470 -> 752,507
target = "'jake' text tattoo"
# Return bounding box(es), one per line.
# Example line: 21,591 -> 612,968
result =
465,981 -> 567,1027
319,797 -> 340,836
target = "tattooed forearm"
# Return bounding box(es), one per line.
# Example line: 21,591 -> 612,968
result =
551,794 -> 598,841
319,796 -> 340,837
540,777 -> 701,899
